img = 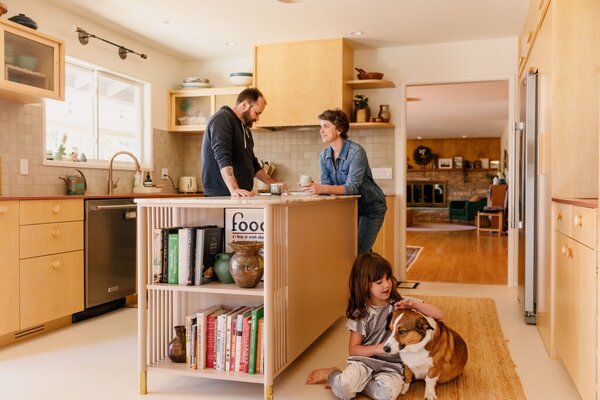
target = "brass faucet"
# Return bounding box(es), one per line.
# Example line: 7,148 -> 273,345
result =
108,151 -> 141,195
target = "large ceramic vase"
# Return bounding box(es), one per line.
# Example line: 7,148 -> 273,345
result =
167,325 -> 186,363
228,241 -> 264,288
214,252 -> 234,283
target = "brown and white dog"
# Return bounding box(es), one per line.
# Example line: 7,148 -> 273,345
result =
383,309 -> 468,400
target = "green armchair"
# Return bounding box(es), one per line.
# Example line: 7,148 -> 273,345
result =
448,199 -> 487,222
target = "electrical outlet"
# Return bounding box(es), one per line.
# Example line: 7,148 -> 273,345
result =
20,159 -> 28,175
161,168 -> 169,179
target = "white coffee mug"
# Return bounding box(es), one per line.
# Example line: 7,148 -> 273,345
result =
299,175 -> 312,187
270,182 -> 284,195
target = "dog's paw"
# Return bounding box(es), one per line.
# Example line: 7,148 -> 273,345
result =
424,390 -> 437,400
400,382 -> 410,395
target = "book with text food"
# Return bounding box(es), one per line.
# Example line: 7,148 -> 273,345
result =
248,304 -> 264,374
196,304 -> 222,369
197,227 -> 224,285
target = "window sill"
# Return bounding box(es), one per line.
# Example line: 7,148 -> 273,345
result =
42,159 -> 145,171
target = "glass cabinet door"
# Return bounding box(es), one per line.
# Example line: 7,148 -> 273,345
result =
1,21 -> 64,100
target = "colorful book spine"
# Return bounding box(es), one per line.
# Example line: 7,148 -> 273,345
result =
178,228 -> 191,285
248,304 -> 264,374
241,312 -> 251,373
152,228 -> 163,283
167,233 -> 179,284
256,316 -> 264,374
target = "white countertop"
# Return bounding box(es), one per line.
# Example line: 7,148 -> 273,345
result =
134,193 -> 358,207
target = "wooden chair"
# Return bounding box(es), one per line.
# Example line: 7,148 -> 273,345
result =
477,184 -> 508,234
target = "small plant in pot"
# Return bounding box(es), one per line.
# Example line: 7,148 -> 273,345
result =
353,95 -> 370,122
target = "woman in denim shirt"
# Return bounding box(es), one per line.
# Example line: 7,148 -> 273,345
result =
301,109 -> 387,254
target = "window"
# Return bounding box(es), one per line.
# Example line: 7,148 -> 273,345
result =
45,57 -> 151,169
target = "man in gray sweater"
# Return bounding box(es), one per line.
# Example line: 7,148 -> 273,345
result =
201,88 -> 275,196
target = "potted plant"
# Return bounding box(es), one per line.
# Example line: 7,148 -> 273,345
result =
353,95 -> 370,123
54,133 -> 67,161
179,99 -> 193,115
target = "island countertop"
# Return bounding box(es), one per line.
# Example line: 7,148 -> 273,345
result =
134,193 -> 359,207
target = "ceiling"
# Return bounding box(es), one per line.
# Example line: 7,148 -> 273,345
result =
46,0 -> 529,61
406,81 -> 509,139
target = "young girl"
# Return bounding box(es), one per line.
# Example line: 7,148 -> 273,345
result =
306,252 -> 443,400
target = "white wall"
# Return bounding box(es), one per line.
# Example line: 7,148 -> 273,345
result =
184,58 -> 253,88
13,0 -> 184,130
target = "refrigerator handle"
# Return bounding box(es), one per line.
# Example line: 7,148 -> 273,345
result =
510,122 -> 523,229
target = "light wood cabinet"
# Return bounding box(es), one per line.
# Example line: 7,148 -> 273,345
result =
168,86 -> 245,133
373,196 -> 395,264
0,19 -> 65,102
554,202 -> 597,400
0,201 -> 19,336
0,199 -> 84,343
254,38 -> 354,127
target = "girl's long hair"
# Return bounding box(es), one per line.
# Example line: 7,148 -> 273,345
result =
346,252 -> 402,320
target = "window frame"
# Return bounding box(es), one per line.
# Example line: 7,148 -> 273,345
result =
43,56 -> 152,171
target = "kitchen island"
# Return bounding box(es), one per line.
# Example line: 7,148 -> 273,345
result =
135,194 -> 358,399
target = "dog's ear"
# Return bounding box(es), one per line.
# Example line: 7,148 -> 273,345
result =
416,316 -> 433,336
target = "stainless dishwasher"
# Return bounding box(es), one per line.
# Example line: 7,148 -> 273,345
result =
84,199 -> 137,308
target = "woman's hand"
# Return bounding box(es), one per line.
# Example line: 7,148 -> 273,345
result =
300,182 -> 322,195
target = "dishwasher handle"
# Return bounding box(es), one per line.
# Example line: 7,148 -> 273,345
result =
89,204 -> 137,211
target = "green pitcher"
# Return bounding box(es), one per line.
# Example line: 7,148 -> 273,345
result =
214,252 -> 234,284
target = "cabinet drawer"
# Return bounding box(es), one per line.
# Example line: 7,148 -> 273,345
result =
19,250 -> 83,328
20,199 -> 83,225
570,205 -> 596,249
553,202 -> 571,236
20,221 -> 83,259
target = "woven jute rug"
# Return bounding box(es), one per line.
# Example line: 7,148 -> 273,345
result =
356,295 -> 526,400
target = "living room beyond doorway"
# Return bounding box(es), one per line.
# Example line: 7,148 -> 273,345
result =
405,80 -> 509,284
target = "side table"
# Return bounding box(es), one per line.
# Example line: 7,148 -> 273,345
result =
476,210 -> 504,234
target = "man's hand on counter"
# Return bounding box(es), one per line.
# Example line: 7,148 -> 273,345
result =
230,188 -> 254,197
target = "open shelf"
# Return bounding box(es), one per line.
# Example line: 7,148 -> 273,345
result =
350,122 -> 394,129
345,79 -> 395,89
148,359 -> 264,383
147,281 -> 264,297
407,168 -> 497,172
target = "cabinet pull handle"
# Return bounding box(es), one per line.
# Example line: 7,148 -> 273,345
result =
52,228 -> 60,237
567,247 -> 574,258
556,211 -> 562,221
573,214 -> 583,228
0,206 -> 7,213
561,245 -> 568,256
52,204 -> 61,214
52,259 -> 60,269
527,30 -> 534,44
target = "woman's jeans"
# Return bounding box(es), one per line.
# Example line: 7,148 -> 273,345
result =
358,213 -> 386,254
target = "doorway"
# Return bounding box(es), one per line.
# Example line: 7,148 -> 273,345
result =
404,80 -> 509,285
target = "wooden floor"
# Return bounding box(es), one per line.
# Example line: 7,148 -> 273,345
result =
406,229 -> 508,285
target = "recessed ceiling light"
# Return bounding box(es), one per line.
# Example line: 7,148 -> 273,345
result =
225,42 -> 236,46
350,31 -> 364,36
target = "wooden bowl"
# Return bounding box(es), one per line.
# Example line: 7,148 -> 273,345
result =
355,68 -> 384,80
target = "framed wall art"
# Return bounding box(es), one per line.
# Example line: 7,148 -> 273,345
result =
453,156 -> 463,169
438,158 -> 452,169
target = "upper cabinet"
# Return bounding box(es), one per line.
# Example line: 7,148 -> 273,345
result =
0,19 -> 65,102
254,38 -> 354,127
167,86 -> 245,133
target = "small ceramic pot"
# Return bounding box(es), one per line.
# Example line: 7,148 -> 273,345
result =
167,325 -> 186,363
229,241 -> 264,288
214,252 -> 234,284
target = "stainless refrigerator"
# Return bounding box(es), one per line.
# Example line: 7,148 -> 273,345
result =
514,71 -> 537,324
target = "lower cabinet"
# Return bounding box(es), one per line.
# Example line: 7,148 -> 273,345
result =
0,199 -> 84,341
372,196 -> 395,264
554,202 -> 597,400
0,201 -> 19,336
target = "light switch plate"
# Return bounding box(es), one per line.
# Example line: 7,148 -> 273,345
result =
20,159 -> 28,175
372,168 -> 392,179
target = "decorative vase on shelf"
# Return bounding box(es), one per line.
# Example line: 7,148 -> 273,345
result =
214,252 -> 234,284
229,241 -> 264,288
167,325 -> 186,363
378,105 -> 391,123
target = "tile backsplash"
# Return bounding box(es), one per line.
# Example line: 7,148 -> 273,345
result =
0,98 -> 395,197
